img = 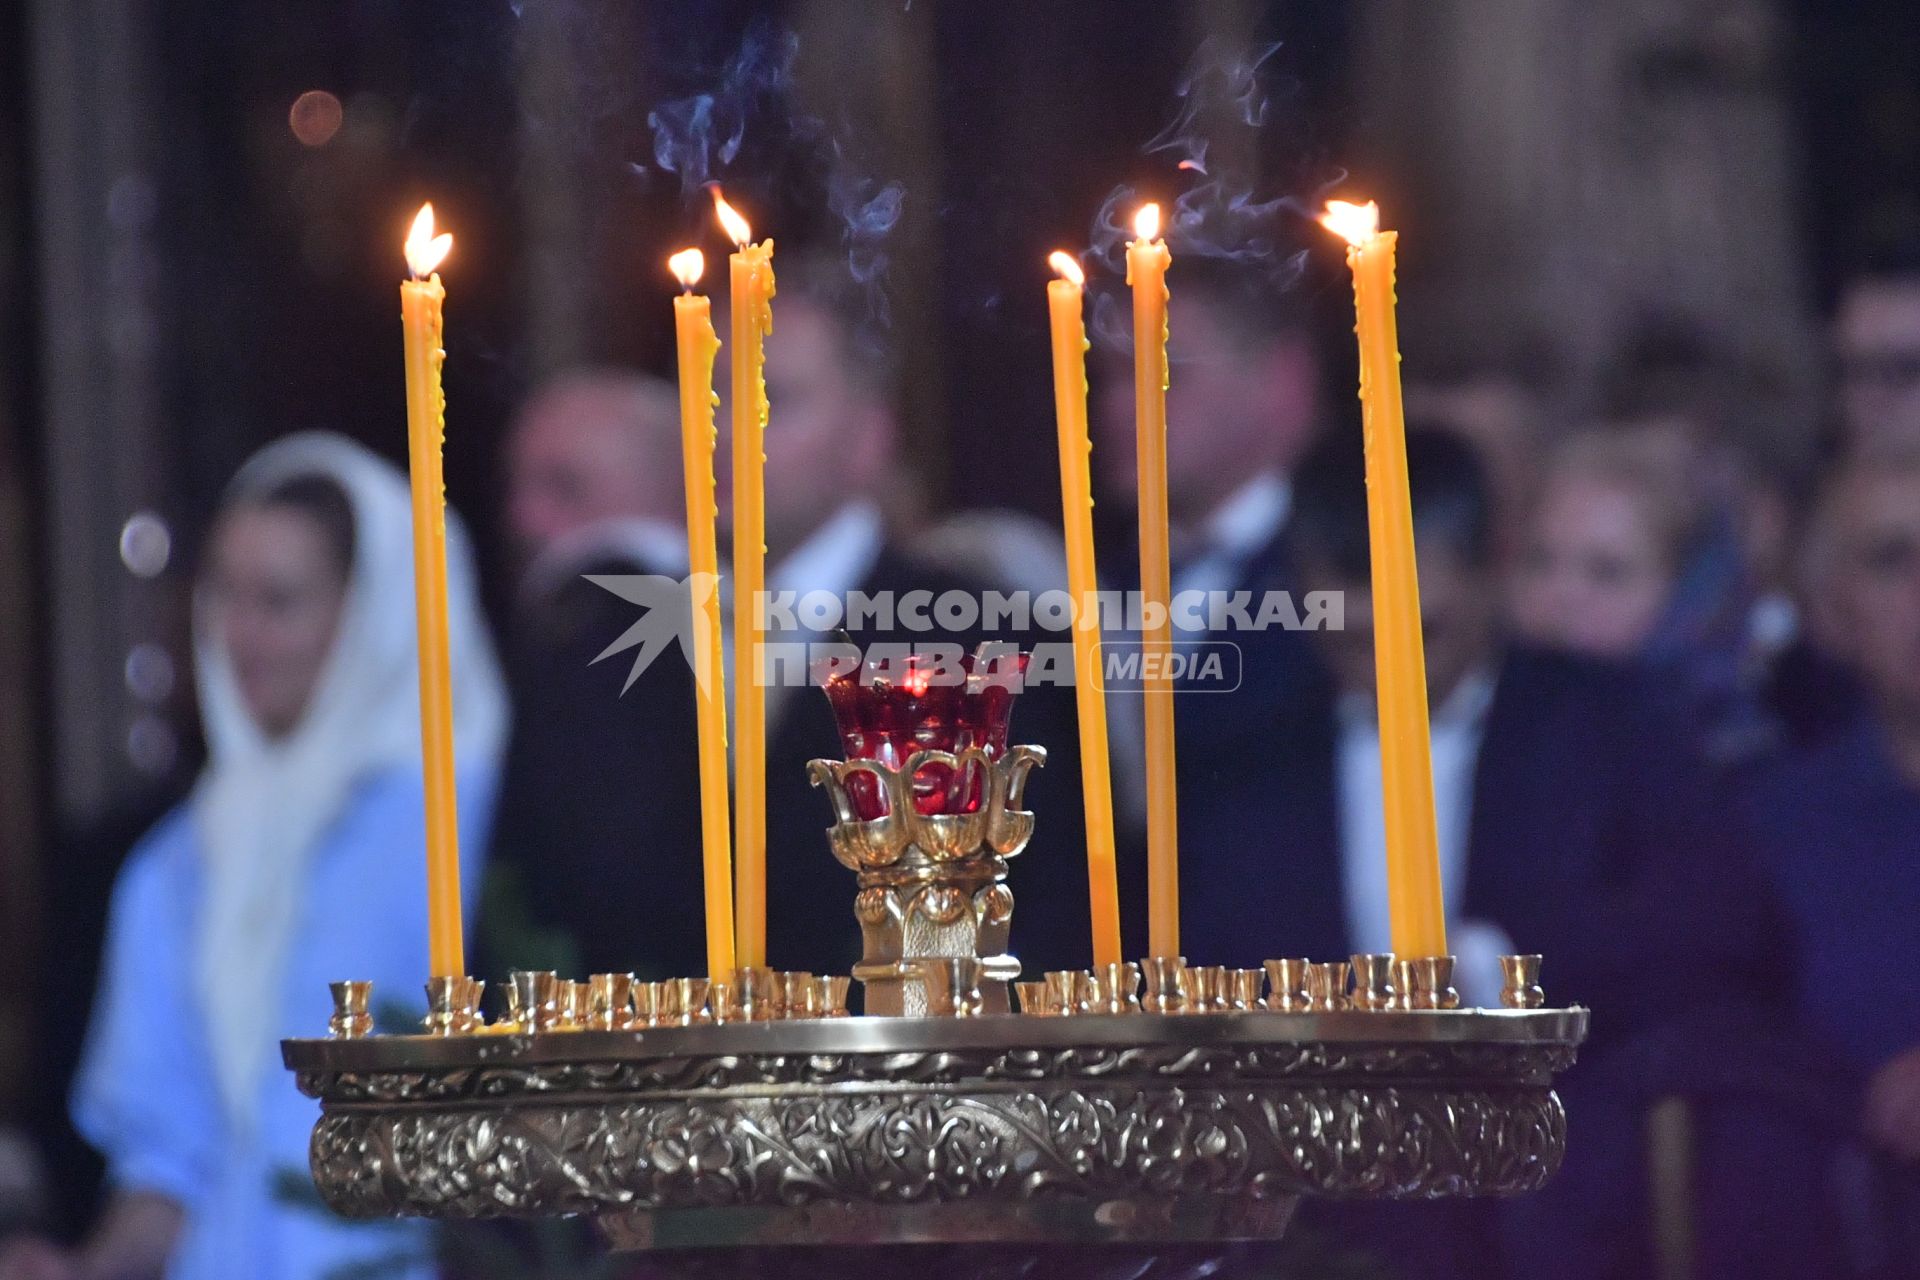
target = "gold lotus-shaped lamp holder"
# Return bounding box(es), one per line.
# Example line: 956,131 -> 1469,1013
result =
808,743 -> 1045,1015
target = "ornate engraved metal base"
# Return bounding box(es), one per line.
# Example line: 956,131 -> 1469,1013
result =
285,1007 -> 1585,1249
807,745 -> 1045,1016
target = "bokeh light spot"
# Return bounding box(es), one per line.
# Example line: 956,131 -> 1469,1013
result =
289,90 -> 344,147
119,511 -> 171,578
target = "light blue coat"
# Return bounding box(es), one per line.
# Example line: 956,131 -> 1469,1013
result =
74,764 -> 495,1280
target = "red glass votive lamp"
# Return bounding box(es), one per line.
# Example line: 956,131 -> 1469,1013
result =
818,649 -> 1028,820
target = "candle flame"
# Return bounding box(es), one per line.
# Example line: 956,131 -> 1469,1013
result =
669,248 -> 706,290
404,203 -> 453,278
1319,199 -> 1380,247
1048,251 -> 1085,287
712,188 -> 752,247
1133,202 -> 1162,242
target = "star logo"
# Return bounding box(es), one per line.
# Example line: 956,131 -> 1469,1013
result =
584,572 -> 723,695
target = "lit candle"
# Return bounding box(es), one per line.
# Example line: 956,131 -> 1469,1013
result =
1127,203 -> 1180,960
1046,251 -> 1124,969
714,189 -> 776,971
669,248 -> 737,981
1319,199 -> 1447,959
399,203 -> 466,978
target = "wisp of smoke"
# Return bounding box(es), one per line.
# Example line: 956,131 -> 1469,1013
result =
828,158 -> 907,324
1083,39 -> 1319,351
1144,37 -> 1281,169
642,24 -> 906,327
645,25 -> 799,201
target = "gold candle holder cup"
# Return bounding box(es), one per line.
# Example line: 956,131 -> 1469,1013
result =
586,973 -> 633,1030
328,980 -> 374,1039
814,975 -> 852,1018
1262,959 -> 1310,1012
1141,956 -> 1188,1013
1353,953 -> 1396,1011
1499,954 -> 1545,1009
1228,969 -> 1263,1012
780,971 -> 819,1020
423,976 -> 485,1036
1412,956 -> 1460,1010
1305,961 -> 1351,1012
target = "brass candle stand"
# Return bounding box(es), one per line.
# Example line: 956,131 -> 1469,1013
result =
284,696 -> 1583,1250
286,951 -> 1582,1249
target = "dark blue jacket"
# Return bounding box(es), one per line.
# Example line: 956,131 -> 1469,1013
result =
1747,717 -> 1920,1076
1181,645 -> 1774,1030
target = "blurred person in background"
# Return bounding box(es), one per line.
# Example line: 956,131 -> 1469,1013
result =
1834,254 -> 1920,456
1093,259 -> 1323,630
1617,311 -> 1905,758
1746,448 -> 1920,1275
1193,426 -> 1768,1014
1531,303 -> 1844,759
1404,350 -> 1549,560
1509,430 -> 1695,662
483,370 -> 708,980
485,253 -> 1092,981
506,370 -> 693,594
1091,258 -> 1332,856
1183,426 -> 1806,1279
1578,320 -> 1821,765
0,434 -> 505,1280
1507,426 -> 1777,761
1510,414 -> 1856,764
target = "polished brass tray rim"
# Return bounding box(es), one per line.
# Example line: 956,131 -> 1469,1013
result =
283,1006 -> 1587,1072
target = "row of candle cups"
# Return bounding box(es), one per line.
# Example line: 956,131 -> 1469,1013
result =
327,968 -> 855,1038
324,954 -> 1548,1035
1005,953 -> 1547,1018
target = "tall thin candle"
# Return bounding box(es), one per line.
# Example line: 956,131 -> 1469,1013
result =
399,203 -> 465,978
714,190 -> 776,970
1046,251 -> 1124,969
669,247 -> 737,981
1319,199 -> 1448,959
1127,203 -> 1180,960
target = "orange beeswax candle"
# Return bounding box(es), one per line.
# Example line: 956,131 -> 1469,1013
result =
1046,251 -> 1124,969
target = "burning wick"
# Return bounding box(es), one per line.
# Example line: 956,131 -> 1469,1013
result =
1177,159 -> 1203,173
668,248 -> 705,294
712,188 -> 752,249
1133,202 -> 1163,243
1319,199 -> 1381,247
1048,251 -> 1085,287
404,203 -> 453,279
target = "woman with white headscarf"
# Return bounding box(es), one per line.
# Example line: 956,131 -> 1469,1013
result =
6,434 -> 505,1280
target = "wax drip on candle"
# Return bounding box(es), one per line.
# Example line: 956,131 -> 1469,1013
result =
432,307 -> 447,520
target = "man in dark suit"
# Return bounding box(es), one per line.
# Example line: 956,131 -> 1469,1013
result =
485,257 -> 1090,985
1181,426 -> 1807,1278
1090,259 -> 1333,865
484,371 -> 711,980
